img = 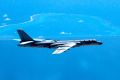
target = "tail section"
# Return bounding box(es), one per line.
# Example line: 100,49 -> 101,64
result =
17,29 -> 34,42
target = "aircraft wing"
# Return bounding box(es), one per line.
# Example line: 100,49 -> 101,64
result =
52,42 -> 76,54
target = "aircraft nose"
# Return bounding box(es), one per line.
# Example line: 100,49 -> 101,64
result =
98,42 -> 103,45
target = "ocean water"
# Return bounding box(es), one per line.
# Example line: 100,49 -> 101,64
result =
0,13 -> 120,80
0,37 -> 120,80
0,0 -> 120,80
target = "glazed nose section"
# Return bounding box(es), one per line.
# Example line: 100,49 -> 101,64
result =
97,41 -> 103,45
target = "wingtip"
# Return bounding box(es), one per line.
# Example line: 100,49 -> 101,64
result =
17,29 -> 24,31
52,52 -> 61,55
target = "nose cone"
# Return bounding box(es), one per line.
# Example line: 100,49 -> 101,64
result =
98,41 -> 103,45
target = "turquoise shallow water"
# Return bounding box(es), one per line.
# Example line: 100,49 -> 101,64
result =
0,13 -> 120,39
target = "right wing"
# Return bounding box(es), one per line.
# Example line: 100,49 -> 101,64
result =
52,42 -> 76,54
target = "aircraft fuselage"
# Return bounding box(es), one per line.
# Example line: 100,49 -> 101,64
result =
19,39 -> 102,48
17,29 -> 103,54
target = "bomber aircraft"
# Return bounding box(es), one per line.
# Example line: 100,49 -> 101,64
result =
17,29 -> 102,54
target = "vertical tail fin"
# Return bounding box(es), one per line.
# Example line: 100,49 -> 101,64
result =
17,29 -> 34,42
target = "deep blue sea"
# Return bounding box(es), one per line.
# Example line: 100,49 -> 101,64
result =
0,0 -> 120,80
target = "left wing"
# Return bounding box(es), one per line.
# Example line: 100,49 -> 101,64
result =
52,42 -> 76,54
